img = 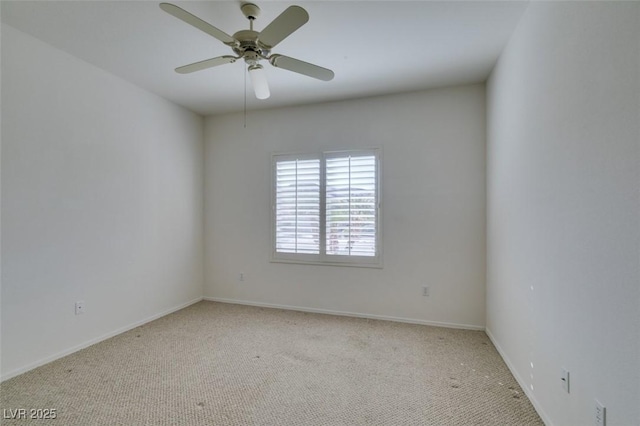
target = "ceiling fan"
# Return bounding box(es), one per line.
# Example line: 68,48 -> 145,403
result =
160,2 -> 335,100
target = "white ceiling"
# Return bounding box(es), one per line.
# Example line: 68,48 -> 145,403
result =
1,1 -> 528,116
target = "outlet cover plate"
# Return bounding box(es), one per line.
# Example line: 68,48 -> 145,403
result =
561,368 -> 569,393
595,400 -> 606,426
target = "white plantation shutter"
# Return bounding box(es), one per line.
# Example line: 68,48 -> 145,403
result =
275,158 -> 320,254
272,150 -> 379,266
326,154 -> 377,256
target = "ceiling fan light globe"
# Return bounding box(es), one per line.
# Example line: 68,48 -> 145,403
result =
248,65 -> 270,100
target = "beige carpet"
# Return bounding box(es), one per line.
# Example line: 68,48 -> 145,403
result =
1,301 -> 542,425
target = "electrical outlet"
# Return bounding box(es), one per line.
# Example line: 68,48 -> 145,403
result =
422,286 -> 429,297
561,368 -> 570,393
239,272 -> 245,282
595,400 -> 606,426
75,301 -> 85,315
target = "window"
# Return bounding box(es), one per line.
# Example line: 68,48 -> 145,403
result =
274,157 -> 321,254
272,150 -> 381,267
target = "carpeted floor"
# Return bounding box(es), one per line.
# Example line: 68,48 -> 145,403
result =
1,301 -> 543,425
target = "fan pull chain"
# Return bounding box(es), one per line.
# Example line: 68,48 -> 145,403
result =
245,15 -> 253,129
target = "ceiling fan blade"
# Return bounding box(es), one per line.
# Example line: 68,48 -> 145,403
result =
160,3 -> 235,45
269,55 -> 334,81
175,56 -> 237,74
258,6 -> 309,49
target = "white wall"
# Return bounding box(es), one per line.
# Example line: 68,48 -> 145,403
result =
204,85 -> 486,329
487,2 -> 640,425
1,26 -> 204,379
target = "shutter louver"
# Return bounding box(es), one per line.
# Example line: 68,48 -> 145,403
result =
275,158 -> 320,254
326,155 -> 376,256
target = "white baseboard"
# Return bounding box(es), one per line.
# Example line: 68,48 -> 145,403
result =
485,327 -> 553,426
1,297 -> 203,382
204,297 -> 485,331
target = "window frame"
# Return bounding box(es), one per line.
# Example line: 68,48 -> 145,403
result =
270,149 -> 382,268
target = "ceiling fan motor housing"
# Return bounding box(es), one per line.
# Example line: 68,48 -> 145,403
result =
231,30 -> 270,64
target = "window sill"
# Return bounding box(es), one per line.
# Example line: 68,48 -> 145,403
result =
270,257 -> 383,269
